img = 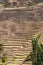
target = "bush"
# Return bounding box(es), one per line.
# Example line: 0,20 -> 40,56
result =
24,34 -> 43,65
0,43 -> 3,51
32,0 -> 43,4
1,54 -> 7,63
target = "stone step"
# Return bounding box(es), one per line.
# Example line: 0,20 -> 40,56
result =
6,61 -> 32,65
22,61 -> 32,65
3,45 -> 32,48
3,49 -> 32,56
4,38 -> 30,42
7,59 -> 24,63
3,41 -> 31,46
22,64 -> 32,65
7,53 -> 29,56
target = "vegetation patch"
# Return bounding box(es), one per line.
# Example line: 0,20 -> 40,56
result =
24,34 -> 43,65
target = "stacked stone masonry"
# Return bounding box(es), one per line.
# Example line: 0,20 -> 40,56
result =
0,5 -> 43,65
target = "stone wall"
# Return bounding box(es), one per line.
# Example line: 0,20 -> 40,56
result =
0,5 -> 43,65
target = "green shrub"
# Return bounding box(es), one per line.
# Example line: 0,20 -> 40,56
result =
3,4 -> 8,8
0,43 -> 3,51
24,34 -> 43,65
1,54 -> 7,63
0,63 -> 6,65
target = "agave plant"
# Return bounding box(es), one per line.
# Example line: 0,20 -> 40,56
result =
24,34 -> 43,65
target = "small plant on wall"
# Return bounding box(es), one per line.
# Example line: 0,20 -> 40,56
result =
0,43 -> 7,65
24,34 -> 43,65
1,54 -> 7,63
0,43 -> 3,53
0,43 -> 3,51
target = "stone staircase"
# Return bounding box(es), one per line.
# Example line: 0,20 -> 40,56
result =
0,4 -> 43,65
3,39 -> 32,65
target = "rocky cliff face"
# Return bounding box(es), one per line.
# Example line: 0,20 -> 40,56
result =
0,0 -> 43,7
0,4 -> 43,65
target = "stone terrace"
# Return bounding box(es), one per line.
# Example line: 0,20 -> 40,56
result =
0,4 -> 43,65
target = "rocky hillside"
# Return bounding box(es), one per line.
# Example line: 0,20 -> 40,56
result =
0,3 -> 43,65
0,0 -> 43,7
